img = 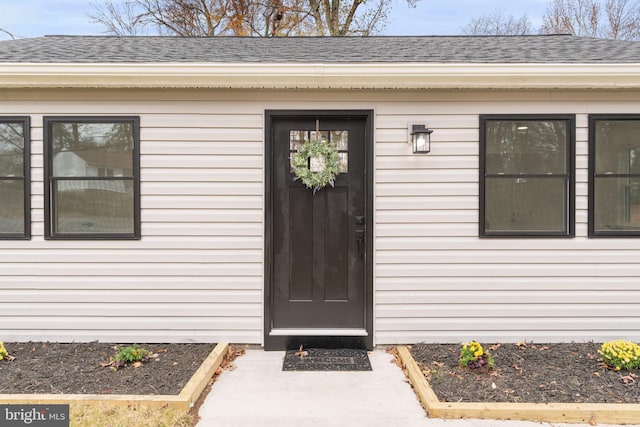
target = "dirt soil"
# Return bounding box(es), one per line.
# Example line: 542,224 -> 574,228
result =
0,342 -> 215,395
410,342 -> 640,404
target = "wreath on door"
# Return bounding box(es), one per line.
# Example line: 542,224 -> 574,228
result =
291,139 -> 340,193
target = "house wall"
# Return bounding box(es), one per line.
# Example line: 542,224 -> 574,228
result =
1,89 -> 640,344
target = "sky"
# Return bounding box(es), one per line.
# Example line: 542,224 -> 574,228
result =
0,0 -> 550,40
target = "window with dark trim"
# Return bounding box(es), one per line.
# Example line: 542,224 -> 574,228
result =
480,115 -> 575,237
589,115 -> 640,236
44,117 -> 140,239
0,117 -> 30,239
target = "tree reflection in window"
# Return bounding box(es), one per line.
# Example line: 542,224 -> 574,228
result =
0,118 -> 29,239
45,117 -> 139,239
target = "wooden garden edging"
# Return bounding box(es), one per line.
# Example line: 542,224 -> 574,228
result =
397,345 -> 640,425
0,342 -> 229,411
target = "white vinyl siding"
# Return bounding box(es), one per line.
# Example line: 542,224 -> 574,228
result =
1,89 -> 640,344
374,95 -> 640,344
0,98 -> 264,343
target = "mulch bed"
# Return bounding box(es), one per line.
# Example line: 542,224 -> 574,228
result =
0,342 -> 215,395
409,342 -> 640,404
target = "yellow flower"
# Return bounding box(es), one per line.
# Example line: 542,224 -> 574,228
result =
0,342 -> 7,361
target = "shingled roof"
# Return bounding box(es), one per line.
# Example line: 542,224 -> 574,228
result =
1,34 -> 640,63
2,34 -> 640,90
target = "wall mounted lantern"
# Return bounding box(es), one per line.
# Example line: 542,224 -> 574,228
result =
410,124 -> 433,154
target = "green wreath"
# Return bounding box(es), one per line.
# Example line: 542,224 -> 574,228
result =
291,139 -> 340,193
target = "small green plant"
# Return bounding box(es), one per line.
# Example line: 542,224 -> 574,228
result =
0,342 -> 8,360
459,341 -> 494,371
599,340 -> 640,371
108,344 -> 153,370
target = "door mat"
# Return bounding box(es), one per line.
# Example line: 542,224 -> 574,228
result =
282,348 -> 372,371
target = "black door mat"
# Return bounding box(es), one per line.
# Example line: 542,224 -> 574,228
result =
283,348 -> 372,371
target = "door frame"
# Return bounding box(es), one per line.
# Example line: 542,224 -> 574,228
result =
264,110 -> 374,350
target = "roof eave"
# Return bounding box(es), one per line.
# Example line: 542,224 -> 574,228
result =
1,62 -> 640,90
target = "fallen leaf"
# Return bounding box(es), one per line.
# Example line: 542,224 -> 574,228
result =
620,373 -> 638,384
432,361 -> 445,368
489,343 -> 501,351
538,346 -> 549,351
593,372 -> 601,378
172,361 -> 178,366
516,341 -> 527,348
294,344 -> 308,358
133,361 -> 143,368
6,355 -> 15,362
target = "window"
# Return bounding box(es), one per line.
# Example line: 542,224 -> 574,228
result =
589,115 -> 640,236
0,117 -> 30,239
44,117 -> 140,239
480,115 -> 575,237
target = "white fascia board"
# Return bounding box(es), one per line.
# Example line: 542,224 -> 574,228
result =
1,62 -> 640,89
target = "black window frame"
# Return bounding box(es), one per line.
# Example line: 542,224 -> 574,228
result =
43,116 -> 141,240
588,114 -> 640,237
0,116 -> 30,240
479,114 -> 575,238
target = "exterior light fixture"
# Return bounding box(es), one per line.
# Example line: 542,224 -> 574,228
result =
410,124 -> 433,154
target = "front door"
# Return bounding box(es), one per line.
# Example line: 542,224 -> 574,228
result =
265,110 -> 373,350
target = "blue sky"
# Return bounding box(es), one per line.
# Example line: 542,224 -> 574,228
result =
0,0 -> 550,39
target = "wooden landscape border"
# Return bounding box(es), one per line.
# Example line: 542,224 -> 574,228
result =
397,346 -> 640,425
0,342 -> 229,411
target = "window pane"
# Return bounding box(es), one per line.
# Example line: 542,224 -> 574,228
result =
289,130 -> 306,151
595,120 -> 640,174
485,177 -> 567,233
338,153 -> 348,173
486,120 -> 567,175
330,130 -> 348,150
54,180 -> 134,234
0,122 -> 24,177
52,122 -> 133,177
0,180 -> 24,234
594,177 -> 640,232
310,130 -> 328,143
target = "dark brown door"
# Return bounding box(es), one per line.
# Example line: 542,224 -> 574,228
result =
265,111 -> 372,350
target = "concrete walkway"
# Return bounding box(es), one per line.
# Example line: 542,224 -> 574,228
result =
196,348 -> 640,427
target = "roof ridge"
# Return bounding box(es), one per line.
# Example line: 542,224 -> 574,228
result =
38,34 -> 576,39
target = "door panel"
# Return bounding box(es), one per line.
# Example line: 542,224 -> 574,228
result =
266,111 -> 372,349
